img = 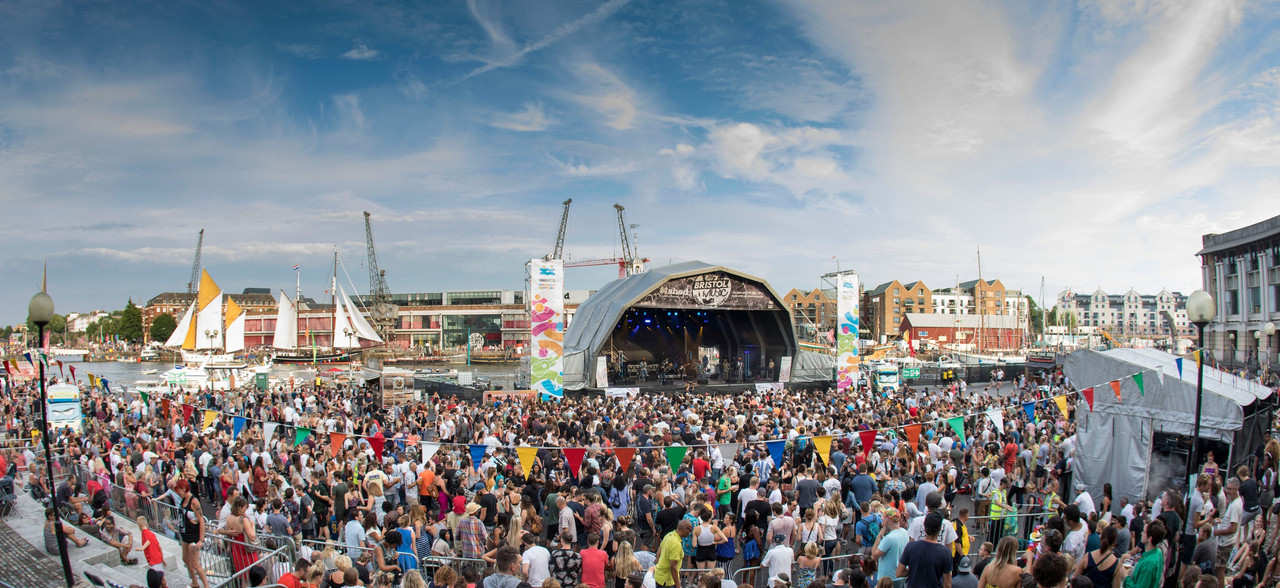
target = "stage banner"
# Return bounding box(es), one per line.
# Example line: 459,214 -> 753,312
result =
605,387 -> 639,398
529,259 -> 565,399
778,356 -> 793,383
596,356 -> 609,388
755,382 -> 784,394
836,273 -> 860,392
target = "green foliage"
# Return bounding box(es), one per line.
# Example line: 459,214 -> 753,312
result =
119,299 -> 143,342
1026,295 -> 1043,334
149,313 -> 177,342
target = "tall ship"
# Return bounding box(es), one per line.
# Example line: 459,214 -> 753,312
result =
164,269 -> 244,365
272,256 -> 384,364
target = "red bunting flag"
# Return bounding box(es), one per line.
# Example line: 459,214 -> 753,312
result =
181,404 -> 194,426
859,430 -> 877,456
614,447 -> 636,473
368,432 -> 385,462
1,361 -> 10,376
1081,387 -> 1095,411
563,448 -> 586,479
330,433 -> 346,458
69,365 -> 76,382
1109,380 -> 1122,401
161,398 -> 171,420
904,423 -> 921,451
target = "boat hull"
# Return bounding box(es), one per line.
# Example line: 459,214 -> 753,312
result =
273,350 -> 359,365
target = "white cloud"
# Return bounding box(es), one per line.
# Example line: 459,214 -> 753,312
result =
460,0 -> 632,80
341,44 -> 379,60
572,63 -> 638,130
490,103 -> 554,131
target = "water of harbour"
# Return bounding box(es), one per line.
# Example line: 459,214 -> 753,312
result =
55,359 -> 523,390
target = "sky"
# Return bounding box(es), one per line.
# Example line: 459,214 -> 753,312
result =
1,0 -> 1279,324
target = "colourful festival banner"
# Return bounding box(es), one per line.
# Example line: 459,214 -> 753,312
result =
368,432 -> 385,462
986,409 -> 1004,433
1176,358 -> 1184,378
1023,402 -> 1036,422
528,259 -> 565,399
232,416 -> 246,439
836,273 -> 860,392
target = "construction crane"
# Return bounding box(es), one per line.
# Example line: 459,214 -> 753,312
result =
545,199 -> 572,260
363,211 -> 396,341
186,229 -> 204,294
563,203 -> 648,278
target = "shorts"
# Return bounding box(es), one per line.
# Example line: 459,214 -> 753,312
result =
1214,543 -> 1232,569
695,545 -> 717,562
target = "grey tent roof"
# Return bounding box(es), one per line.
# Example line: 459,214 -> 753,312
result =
1101,348 -> 1272,405
563,261 -> 788,357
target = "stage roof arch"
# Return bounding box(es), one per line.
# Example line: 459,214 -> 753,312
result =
563,261 -> 824,389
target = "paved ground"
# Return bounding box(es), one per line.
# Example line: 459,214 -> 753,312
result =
0,517 -> 83,588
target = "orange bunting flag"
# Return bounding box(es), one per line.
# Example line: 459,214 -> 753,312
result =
1109,380 -> 1122,401
330,433 -> 347,458
614,447 -> 636,473
161,398 -> 171,420
812,435 -> 833,466
904,423 -> 921,451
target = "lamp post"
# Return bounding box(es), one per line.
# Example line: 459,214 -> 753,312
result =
29,290 -> 75,588
1264,322 -> 1276,380
1183,290 -> 1215,530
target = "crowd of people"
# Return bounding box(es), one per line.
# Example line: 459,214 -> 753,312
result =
3,365 -> 1279,588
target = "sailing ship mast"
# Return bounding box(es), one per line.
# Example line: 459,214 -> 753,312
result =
976,246 -> 984,355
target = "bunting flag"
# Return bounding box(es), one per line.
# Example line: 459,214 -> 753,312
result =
368,432 -> 385,462
469,444 -> 488,468
232,416 -> 246,439
858,430 -> 876,457
719,443 -> 739,463
139,390 -> 149,405
563,447 -> 586,478
1109,380 -> 1122,401
766,439 -> 786,470
69,365 -> 76,382
1132,372 -> 1145,395
22,352 -> 34,368
812,435 -> 834,465
904,423 -> 921,451
263,422 -> 278,444
55,360 -> 64,378
1081,387 -> 1094,411
420,442 -> 441,463
1054,395 -> 1071,416
330,433 -> 347,458
202,410 -> 218,431
1176,358 -> 1184,378
1194,349 -> 1202,369
101,378 -> 110,393
2,360 -> 11,375
1023,402 -> 1036,423
947,416 -> 965,440
517,446 -> 539,478
986,409 -> 1004,433
181,404 -> 193,426
614,447 -> 636,473
295,427 -> 312,447
161,398 -> 171,420
665,445 -> 688,472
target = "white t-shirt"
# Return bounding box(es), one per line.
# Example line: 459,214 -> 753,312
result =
1074,491 -> 1096,519
1217,497 -> 1242,549
761,545 -> 794,579
906,514 -> 958,546
1063,525 -> 1088,561
521,544 -> 551,587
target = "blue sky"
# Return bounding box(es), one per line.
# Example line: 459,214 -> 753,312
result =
2,0 -> 1278,323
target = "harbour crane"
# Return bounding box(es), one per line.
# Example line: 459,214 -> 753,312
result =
187,229 -> 204,294
563,203 -> 648,278
545,199 -> 572,260
363,211 -> 396,340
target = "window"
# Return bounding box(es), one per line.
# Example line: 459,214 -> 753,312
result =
917,298 -> 924,304
919,330 -> 929,337
893,298 -> 900,304
894,288 -> 900,295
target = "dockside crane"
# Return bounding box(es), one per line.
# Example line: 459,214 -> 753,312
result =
546,199 -> 572,260
187,229 -> 204,294
562,202 -> 648,278
363,211 -> 396,341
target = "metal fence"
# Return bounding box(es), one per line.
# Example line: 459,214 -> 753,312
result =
731,553 -> 859,588
210,543 -> 290,588
299,537 -> 487,578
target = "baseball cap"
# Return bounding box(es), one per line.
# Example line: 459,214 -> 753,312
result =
958,556 -> 973,573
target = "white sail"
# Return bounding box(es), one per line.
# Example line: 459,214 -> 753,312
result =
272,291 -> 298,350
339,284 -> 384,343
194,269 -> 224,350
333,278 -> 359,349
165,302 -> 197,348
224,297 -> 245,353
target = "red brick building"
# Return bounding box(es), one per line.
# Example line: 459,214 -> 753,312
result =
899,312 -> 1027,352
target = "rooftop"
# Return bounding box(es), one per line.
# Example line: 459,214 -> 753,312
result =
1198,213 -> 1280,255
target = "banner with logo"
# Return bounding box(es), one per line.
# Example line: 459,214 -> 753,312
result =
529,259 -> 565,399
836,273 -> 860,392
596,356 -> 609,388
605,387 -> 639,398
755,382 -> 784,394
778,356 -> 793,383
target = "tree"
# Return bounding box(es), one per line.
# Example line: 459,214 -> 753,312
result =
119,299 -> 143,342
150,313 -> 177,342
25,313 -> 66,345
85,320 -> 100,341
1026,295 -> 1043,335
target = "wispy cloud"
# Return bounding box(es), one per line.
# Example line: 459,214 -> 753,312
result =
277,43 -> 324,59
490,102 -> 554,131
460,0 -> 632,80
341,43 -> 379,60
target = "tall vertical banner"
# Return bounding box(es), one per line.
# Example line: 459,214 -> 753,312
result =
529,259 -> 565,399
595,356 -> 609,388
836,273 -> 860,392
778,356 -> 793,383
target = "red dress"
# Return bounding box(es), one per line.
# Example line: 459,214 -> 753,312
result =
229,519 -> 258,573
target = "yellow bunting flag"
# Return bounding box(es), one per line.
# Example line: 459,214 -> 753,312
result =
517,446 -> 539,479
812,435 -> 833,466
1194,350 -> 1202,369
202,410 -> 218,431
1053,395 -> 1070,416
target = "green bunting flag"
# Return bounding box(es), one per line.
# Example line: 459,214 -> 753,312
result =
139,390 -> 149,405
1132,372 -> 1144,395
947,416 -> 965,440
665,445 -> 688,472
294,427 -> 312,447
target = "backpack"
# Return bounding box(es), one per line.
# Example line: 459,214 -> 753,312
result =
609,487 -> 622,510
859,514 -> 881,544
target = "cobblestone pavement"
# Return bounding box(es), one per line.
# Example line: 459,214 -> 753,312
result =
0,518 -> 83,588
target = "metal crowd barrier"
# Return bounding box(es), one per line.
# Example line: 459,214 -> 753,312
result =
731,553 -> 859,588
210,543 -> 290,588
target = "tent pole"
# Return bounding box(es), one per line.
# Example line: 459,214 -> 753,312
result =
1183,323 -> 1207,537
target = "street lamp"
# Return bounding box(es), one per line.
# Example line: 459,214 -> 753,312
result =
204,329 -> 218,350
1264,322 -> 1277,380
29,290 -> 74,588
1183,290 -> 1215,528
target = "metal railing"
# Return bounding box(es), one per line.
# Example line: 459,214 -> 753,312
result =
210,543 -> 290,588
732,553 -> 859,588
